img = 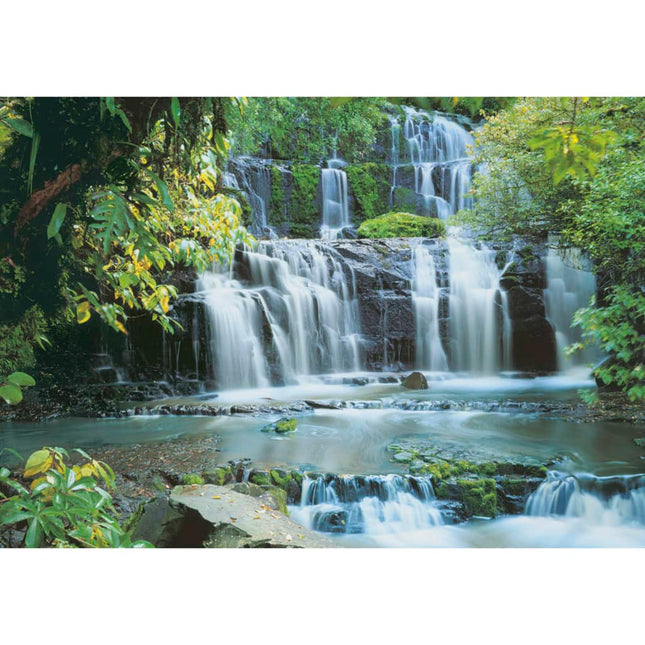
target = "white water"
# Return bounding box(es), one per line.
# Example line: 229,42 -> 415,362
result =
544,241 -> 599,369
197,241 -> 362,389
412,244 -> 448,371
290,474 -> 444,536
321,159 -> 350,240
447,238 -> 513,373
526,472 -> 645,525
390,107 -> 474,218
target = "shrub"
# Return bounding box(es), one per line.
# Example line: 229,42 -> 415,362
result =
357,212 -> 446,239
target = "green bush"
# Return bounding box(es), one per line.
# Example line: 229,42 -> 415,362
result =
357,212 -> 446,239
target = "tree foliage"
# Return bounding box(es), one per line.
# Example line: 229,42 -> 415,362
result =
0,97 -> 250,377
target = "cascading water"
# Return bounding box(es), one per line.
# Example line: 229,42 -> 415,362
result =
226,157 -> 275,237
391,107 -> 474,218
197,240 -> 362,390
290,474 -> 444,535
447,238 -> 513,374
526,472 -> 645,526
544,240 -> 599,369
412,244 -> 448,372
321,159 -> 350,240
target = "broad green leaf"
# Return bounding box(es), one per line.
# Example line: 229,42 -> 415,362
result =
146,170 -> 174,213
0,383 -> 23,405
4,117 -> 33,138
7,372 -> 36,387
171,97 -> 181,128
24,449 -> 53,478
47,203 -> 67,239
0,509 -> 32,525
25,518 -> 43,548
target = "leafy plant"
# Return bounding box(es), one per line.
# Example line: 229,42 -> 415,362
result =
0,371 -> 35,405
0,446 -> 153,548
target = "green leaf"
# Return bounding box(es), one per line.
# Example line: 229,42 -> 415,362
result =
146,170 -> 174,213
25,518 -> 44,548
47,203 -> 67,239
4,117 -> 33,138
329,97 -> 352,108
0,383 -> 23,405
171,97 -> 181,128
7,372 -> 35,387
28,130 -> 40,194
0,509 -> 32,525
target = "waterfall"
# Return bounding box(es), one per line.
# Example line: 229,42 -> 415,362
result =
412,244 -> 448,371
321,160 -> 350,240
197,240 -> 362,389
526,472 -> 645,526
290,474 -> 444,535
196,271 -> 271,389
226,157 -> 275,237
392,107 -> 474,218
447,238 -> 512,373
544,240 -> 599,369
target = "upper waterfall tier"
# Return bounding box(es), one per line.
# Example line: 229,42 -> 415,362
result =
221,107 -> 477,238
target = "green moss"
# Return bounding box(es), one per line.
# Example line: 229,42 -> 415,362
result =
0,305 -> 47,377
262,417 -> 297,434
203,466 -> 232,486
290,164 -> 320,237
182,473 -> 205,485
270,469 -> 292,489
249,471 -> 271,486
498,478 -> 528,497
269,165 -> 286,226
345,162 -> 391,222
357,212 -> 445,240
264,485 -> 288,515
392,187 -> 419,214
456,478 -> 498,518
291,471 -> 303,485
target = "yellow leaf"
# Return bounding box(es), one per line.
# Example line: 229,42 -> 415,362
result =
24,449 -> 53,478
212,495 -> 221,499
76,301 -> 91,324
115,320 -> 128,335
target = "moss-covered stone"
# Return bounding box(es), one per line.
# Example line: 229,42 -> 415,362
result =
203,466 -> 232,486
270,468 -> 292,489
290,164 -> 320,237
249,471 -> 271,486
345,162 -> 391,222
357,212 -> 445,239
391,186 -> 419,214
182,473 -> 205,485
262,417 -> 297,434
456,478 -> 498,518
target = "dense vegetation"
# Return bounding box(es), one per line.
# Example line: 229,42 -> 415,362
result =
457,97 -> 645,400
0,97 -> 250,378
1,96 -> 643,404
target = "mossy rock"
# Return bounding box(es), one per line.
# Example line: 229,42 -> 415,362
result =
357,212 -> 445,239
345,162 -> 391,222
391,186 -> 419,214
290,164 -> 320,233
262,417 -> 297,434
182,473 -> 205,485
269,164 -> 287,226
455,478 -> 498,518
203,466 -> 232,486
249,471 -> 271,486
270,468 -> 292,489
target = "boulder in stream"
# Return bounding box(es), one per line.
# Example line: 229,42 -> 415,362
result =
402,371 -> 429,390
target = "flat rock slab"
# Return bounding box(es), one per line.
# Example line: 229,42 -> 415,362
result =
170,485 -> 335,548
